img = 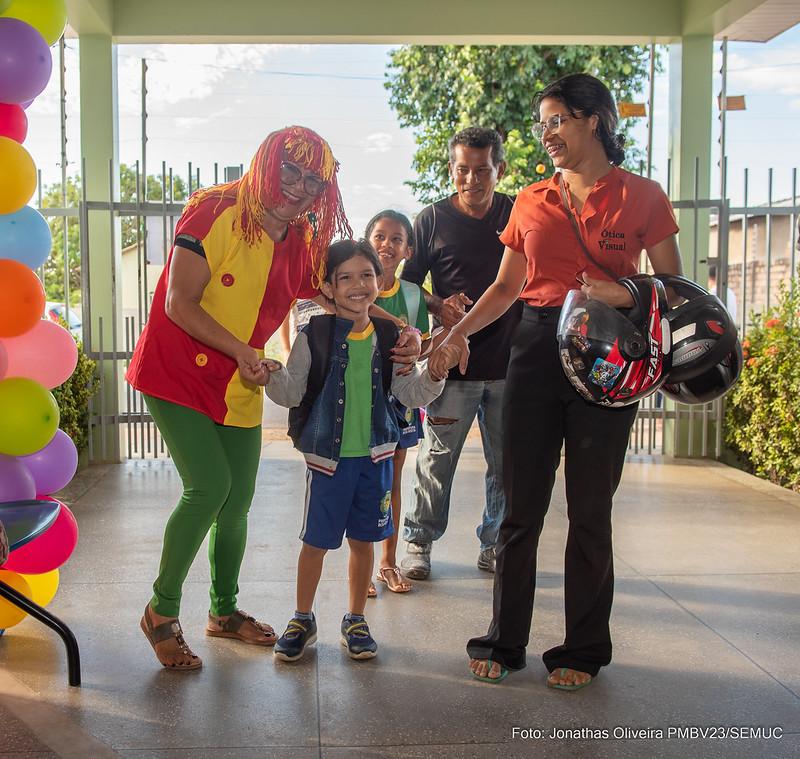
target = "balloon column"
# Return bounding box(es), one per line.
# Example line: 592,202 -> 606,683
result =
0,0 -> 76,632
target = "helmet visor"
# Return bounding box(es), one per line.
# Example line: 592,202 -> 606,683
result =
558,289 -> 648,361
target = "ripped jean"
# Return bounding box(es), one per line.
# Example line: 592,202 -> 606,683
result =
402,379 -> 506,551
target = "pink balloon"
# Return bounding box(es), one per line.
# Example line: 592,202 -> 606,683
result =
3,499 -> 78,573
0,454 -> 36,502
18,429 -> 77,495
0,320 -> 78,388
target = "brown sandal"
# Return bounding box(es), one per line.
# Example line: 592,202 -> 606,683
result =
367,581 -> 377,598
375,566 -> 412,593
205,609 -> 277,646
140,605 -> 202,671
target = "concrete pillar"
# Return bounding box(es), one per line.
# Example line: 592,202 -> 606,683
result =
79,34 -> 122,462
668,34 -> 714,279
666,35 -> 714,457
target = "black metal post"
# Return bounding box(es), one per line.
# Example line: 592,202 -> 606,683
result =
0,580 -> 81,687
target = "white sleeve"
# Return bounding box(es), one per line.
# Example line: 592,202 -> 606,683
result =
265,332 -> 312,408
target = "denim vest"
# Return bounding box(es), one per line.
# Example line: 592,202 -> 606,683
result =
297,317 -> 400,475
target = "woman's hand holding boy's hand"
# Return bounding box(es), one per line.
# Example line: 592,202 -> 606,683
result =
258,358 -> 283,385
428,329 -> 469,381
236,345 -> 269,386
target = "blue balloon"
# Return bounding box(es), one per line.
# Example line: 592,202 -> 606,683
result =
0,206 -> 52,270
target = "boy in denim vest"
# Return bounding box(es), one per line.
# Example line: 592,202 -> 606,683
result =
263,239 -> 458,661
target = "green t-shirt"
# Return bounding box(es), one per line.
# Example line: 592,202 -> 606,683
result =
340,323 -> 375,457
377,279 -> 431,339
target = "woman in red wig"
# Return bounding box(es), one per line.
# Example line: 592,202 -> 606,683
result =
128,126 -> 420,671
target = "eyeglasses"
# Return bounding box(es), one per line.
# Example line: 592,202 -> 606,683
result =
531,113 -> 574,142
279,161 -> 327,197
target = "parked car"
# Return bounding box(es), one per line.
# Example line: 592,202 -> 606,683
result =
44,302 -> 83,341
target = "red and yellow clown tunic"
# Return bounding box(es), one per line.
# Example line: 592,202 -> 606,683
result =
127,194 -> 320,427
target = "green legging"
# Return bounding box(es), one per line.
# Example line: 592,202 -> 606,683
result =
145,395 -> 262,617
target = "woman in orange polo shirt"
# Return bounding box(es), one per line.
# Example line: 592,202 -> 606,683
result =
430,74 -> 682,689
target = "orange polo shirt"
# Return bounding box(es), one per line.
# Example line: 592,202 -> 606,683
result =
500,167 -> 679,307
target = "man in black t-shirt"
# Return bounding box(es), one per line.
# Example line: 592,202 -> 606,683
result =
400,127 -> 522,580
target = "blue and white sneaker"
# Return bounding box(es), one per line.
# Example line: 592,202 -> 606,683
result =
273,614 -> 317,662
340,614 -> 377,660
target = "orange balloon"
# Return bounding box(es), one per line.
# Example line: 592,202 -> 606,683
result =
0,259 -> 45,337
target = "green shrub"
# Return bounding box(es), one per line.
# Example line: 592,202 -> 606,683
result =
725,278 -> 800,491
51,325 -> 100,454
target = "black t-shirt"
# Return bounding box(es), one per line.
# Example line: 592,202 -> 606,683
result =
402,193 -> 522,381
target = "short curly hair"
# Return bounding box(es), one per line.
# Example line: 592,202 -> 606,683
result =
449,127 -> 505,166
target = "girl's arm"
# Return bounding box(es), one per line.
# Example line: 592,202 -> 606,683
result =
311,295 -> 421,369
166,246 -> 267,385
311,293 -> 405,329
278,311 -> 292,359
428,248 -> 526,377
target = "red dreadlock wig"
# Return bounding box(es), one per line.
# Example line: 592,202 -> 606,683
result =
184,125 -> 351,287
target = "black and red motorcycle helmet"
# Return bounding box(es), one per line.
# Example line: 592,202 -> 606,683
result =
654,273 -> 741,403
557,275 -> 671,406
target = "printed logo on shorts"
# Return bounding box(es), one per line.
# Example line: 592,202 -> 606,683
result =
377,491 -> 391,528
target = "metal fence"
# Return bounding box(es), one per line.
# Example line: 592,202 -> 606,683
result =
39,160 -> 799,462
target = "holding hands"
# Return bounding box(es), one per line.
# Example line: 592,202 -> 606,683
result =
428,328 -> 470,380
391,326 -> 423,376
259,358 -> 283,385
236,346 -> 269,386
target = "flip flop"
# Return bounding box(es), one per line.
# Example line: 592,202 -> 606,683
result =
367,581 -> 377,598
375,566 -> 412,593
546,667 -> 593,691
470,660 -> 508,684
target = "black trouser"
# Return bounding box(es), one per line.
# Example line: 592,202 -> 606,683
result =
466,304 -> 638,677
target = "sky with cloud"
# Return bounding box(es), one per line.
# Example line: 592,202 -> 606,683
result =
24,25 -> 800,233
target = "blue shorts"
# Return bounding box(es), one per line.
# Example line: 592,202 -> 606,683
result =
300,457 -> 394,549
395,404 -> 424,450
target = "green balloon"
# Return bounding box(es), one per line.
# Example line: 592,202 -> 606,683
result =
0,377 -> 59,456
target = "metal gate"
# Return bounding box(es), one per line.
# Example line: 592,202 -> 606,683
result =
41,159 -> 798,462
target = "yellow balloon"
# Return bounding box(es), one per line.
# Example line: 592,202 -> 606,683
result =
20,569 -> 59,606
1,0 -> 67,46
0,136 -> 36,215
0,569 -> 32,628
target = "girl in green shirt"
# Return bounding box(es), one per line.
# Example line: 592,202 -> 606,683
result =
366,211 -> 433,595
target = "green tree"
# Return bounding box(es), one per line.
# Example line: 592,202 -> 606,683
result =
41,176 -> 81,302
119,164 -> 188,250
39,165 -> 188,302
385,45 -> 653,203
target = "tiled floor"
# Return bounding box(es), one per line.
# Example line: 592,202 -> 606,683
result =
1,433 -> 798,758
